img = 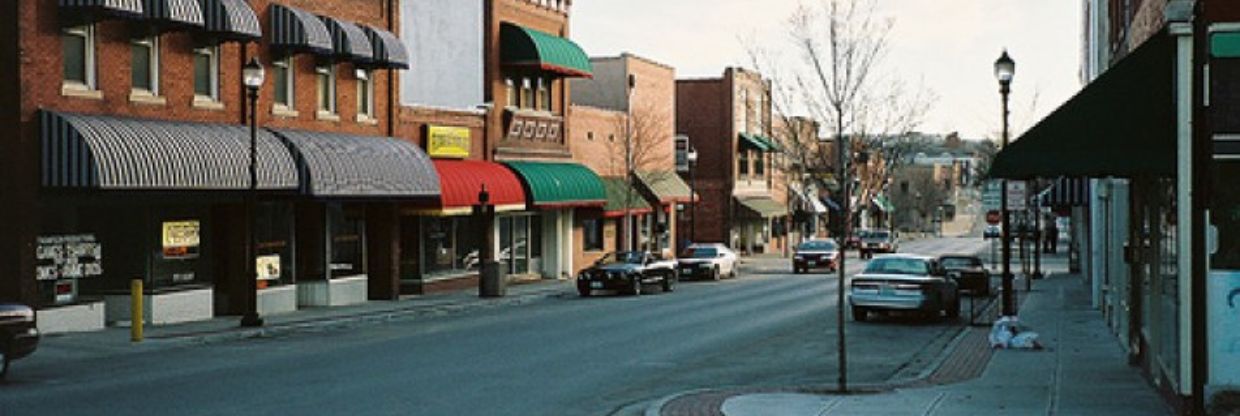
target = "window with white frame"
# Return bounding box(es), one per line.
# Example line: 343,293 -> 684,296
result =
520,77 -> 532,109
62,25 -> 96,90
273,55 -> 294,109
536,77 -> 550,111
316,63 -> 336,114
192,46 -> 219,101
739,89 -> 748,133
356,69 -> 374,120
505,77 -> 517,108
130,36 -> 160,95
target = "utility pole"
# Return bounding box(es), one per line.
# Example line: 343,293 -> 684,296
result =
995,51 -> 1016,317
835,130 -> 850,393
625,74 -> 637,251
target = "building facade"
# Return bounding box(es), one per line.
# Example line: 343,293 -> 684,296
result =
676,67 -> 788,255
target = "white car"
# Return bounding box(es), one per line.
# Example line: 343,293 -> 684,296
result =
676,243 -> 738,280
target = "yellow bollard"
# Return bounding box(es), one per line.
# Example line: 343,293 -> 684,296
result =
131,279 -> 143,343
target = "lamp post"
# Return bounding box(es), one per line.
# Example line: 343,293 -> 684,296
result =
1032,182 -> 1043,281
994,50 -> 1016,317
624,74 -> 637,251
687,147 -> 699,244
240,57 -> 265,328
835,134 -> 851,393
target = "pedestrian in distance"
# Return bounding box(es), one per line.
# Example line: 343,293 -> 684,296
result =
1044,215 -> 1059,254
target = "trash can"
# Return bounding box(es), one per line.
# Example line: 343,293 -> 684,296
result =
479,260 -> 506,298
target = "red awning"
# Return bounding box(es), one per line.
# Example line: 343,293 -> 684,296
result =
430,160 -> 526,215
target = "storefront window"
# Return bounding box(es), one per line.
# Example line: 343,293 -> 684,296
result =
255,203 -> 294,287
499,215 -> 534,275
583,217 -> 603,251
328,204 -> 365,278
422,216 -> 484,276
1214,162 -> 1240,269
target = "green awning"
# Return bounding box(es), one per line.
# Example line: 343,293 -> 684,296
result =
602,178 -> 653,216
635,171 -> 693,203
739,133 -> 777,152
500,23 -> 592,78
989,31 -> 1175,179
504,161 -> 605,208
736,195 -> 787,218
872,194 -> 895,213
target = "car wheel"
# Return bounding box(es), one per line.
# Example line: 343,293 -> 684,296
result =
629,277 -> 643,296
852,306 -> 867,322
793,267 -> 802,274
577,283 -> 591,297
662,274 -> 676,293
0,342 -> 8,380
729,266 -> 738,279
711,267 -> 721,281
946,298 -> 960,320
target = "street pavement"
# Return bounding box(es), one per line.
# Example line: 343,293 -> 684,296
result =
1,237 -> 987,416
649,253 -> 1173,416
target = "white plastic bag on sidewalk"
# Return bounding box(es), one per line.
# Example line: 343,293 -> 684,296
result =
989,316 -> 1018,348
1010,332 -> 1041,349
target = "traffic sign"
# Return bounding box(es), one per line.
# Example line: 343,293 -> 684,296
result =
1007,181 -> 1027,210
986,210 -> 1002,225
981,181 -> 1002,211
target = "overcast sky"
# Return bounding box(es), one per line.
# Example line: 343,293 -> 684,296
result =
571,0 -> 1083,140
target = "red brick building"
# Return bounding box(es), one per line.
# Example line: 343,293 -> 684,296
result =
675,67 -> 787,255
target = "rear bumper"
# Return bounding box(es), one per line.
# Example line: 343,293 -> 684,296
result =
848,294 -> 937,312
677,264 -> 716,279
4,327 -> 40,360
793,259 -> 836,270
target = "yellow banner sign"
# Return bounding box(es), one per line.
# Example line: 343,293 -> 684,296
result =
161,220 -> 200,259
427,125 -> 471,158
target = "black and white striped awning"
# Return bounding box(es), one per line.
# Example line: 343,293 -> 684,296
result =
1035,178 -> 1090,208
59,0 -> 145,25
319,16 -> 373,63
268,3 -> 332,56
198,0 -> 261,42
269,129 -> 440,198
141,0 -> 204,29
359,25 -> 409,69
40,110 -> 299,191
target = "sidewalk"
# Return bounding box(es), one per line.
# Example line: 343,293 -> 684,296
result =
648,254 -> 1173,416
27,279 -> 574,365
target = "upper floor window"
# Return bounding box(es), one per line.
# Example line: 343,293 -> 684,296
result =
192,46 -> 219,102
739,89 -> 749,134
316,64 -> 337,115
754,152 -> 765,177
738,149 -> 750,177
520,77 -> 533,109
506,77 -> 517,108
356,69 -> 374,120
273,55 -> 294,109
62,25 -> 96,91
131,36 -> 160,96
536,77 -> 551,111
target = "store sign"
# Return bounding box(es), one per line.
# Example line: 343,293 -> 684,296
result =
35,234 -> 103,281
256,255 -> 281,281
1007,181 -> 1027,211
162,220 -> 201,259
675,135 -> 691,173
427,125 -> 471,159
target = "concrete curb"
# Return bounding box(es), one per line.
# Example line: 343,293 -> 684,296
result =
643,389 -> 710,416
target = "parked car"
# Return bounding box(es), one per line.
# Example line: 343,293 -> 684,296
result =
0,303 -> 40,379
677,243 -> 738,281
938,255 -> 991,296
792,239 -> 840,274
577,251 -> 677,296
845,230 -> 867,250
848,255 -> 960,322
859,230 -> 898,259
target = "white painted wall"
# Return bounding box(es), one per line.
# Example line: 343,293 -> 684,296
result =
400,0 -> 484,109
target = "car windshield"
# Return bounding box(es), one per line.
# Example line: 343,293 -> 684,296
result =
796,241 -> 837,251
863,258 -> 930,275
600,252 -> 645,264
940,257 -> 982,269
865,231 -> 890,240
684,247 -> 719,259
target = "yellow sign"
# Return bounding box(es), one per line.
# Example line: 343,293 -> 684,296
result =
256,255 -> 281,281
161,220 -> 200,259
427,125 -> 471,158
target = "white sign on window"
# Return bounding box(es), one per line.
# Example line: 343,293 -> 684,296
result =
1007,181 -> 1027,211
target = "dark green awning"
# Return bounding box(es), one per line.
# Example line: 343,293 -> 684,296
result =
602,178 -> 653,217
739,133 -> 778,152
500,23 -> 592,78
504,161 -> 605,208
872,194 -> 895,213
990,31 -> 1175,179
635,171 -> 693,203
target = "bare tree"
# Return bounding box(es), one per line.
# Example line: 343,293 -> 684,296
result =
600,99 -> 674,251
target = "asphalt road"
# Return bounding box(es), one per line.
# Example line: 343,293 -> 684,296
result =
0,236 -> 988,416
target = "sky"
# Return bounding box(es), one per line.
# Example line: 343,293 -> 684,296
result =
570,0 -> 1083,140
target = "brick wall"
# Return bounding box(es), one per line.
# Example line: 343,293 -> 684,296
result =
396,106 -> 488,160
485,0 -> 571,160
569,104 -> 627,177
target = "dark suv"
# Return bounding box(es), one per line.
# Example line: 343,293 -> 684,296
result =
0,303 -> 40,378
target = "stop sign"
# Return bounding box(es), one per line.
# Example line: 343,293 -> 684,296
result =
986,210 -> 1002,225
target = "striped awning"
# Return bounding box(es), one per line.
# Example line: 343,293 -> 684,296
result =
269,129 -> 440,198
1035,178 -> 1090,208
58,0 -> 145,25
199,0 -> 261,42
319,16 -> 373,63
39,110 -> 298,190
269,3 -> 332,56
142,0 -> 204,29
359,25 -> 409,69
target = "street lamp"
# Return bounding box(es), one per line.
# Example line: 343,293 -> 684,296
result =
994,50 -> 1015,317
687,147 -> 699,244
240,57 -> 264,328
624,74 -> 637,251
